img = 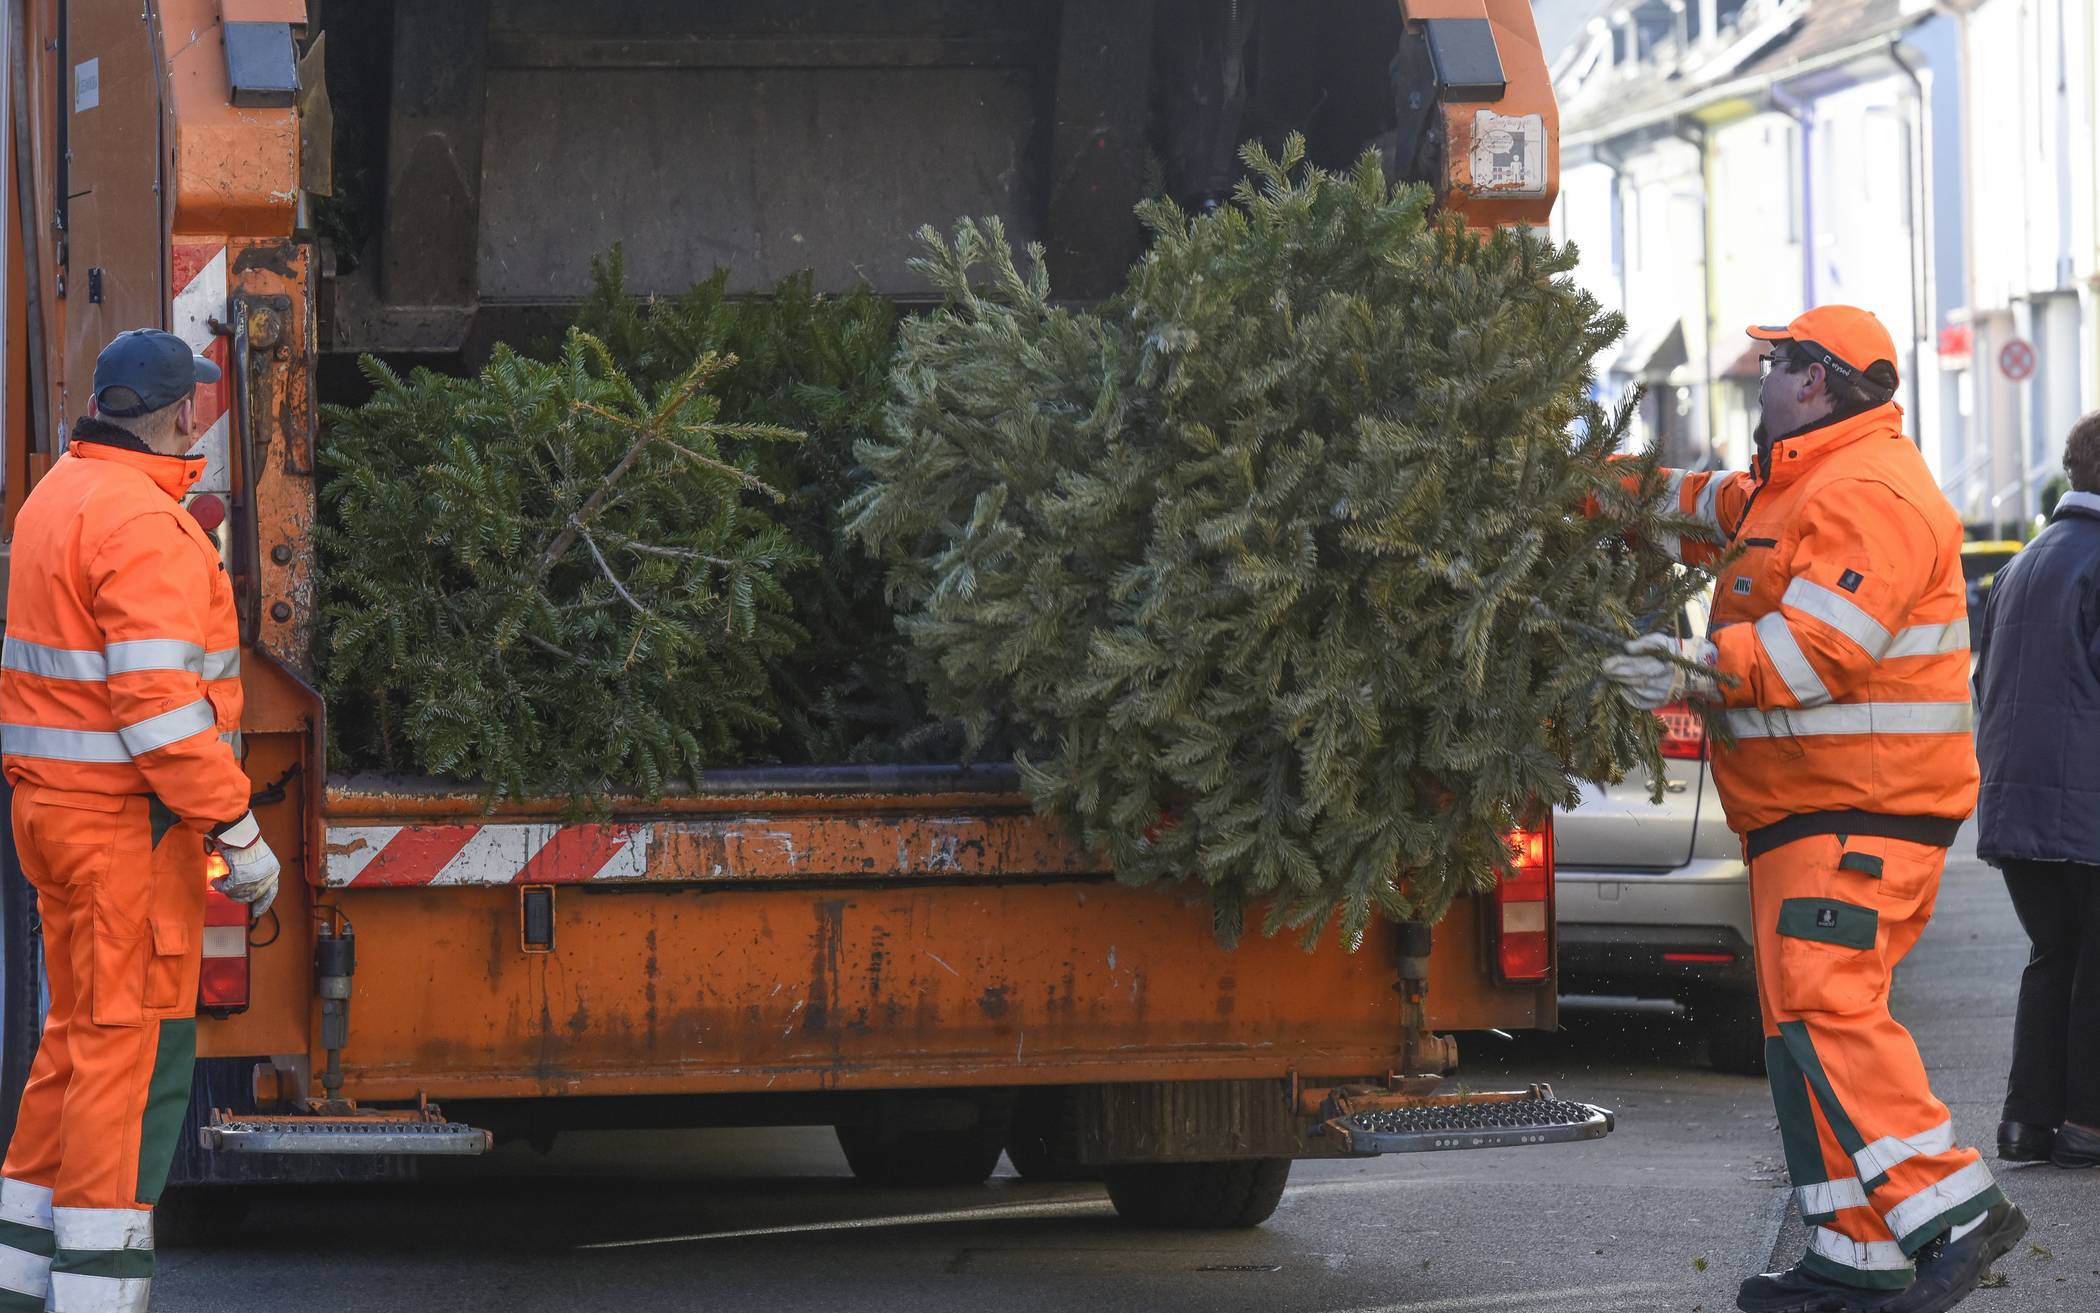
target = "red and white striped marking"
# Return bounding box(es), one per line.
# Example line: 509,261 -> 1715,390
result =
325,824 -> 655,889
171,241 -> 231,494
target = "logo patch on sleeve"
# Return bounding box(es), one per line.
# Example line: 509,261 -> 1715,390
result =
1816,907 -> 1838,928
1838,569 -> 1864,593
1732,576 -> 1753,595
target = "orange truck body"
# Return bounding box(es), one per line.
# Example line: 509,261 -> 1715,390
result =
3,0 -> 1571,1185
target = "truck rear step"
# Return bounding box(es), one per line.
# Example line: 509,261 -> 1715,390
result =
202,1109 -> 491,1156
1318,1083 -> 1614,1155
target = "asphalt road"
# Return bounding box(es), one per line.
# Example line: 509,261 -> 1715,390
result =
156,827 -> 2095,1313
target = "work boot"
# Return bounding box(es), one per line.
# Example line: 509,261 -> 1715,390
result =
1887,1201 -> 2029,1313
2049,1121 -> 2100,1169
1994,1121 -> 2054,1163
1736,1262 -> 1907,1313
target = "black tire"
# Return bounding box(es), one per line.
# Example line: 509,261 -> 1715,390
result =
1005,1087 -> 1095,1182
1699,990 -> 1768,1076
837,1116 -> 1009,1187
1103,1157 -> 1291,1229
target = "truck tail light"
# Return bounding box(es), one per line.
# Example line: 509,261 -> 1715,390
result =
1493,822 -> 1553,985
200,854 -> 251,1015
1656,700 -> 1707,760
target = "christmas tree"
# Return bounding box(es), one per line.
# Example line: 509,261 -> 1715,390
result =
849,139 -> 1707,946
567,253 -> 945,762
319,332 -> 808,801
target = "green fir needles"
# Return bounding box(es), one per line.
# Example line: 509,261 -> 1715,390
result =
850,139 -> 1707,948
320,332 -> 808,801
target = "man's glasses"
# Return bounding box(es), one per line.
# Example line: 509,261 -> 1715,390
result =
1759,352 -> 1802,380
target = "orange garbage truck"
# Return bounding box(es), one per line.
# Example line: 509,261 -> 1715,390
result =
0,0 -> 1605,1230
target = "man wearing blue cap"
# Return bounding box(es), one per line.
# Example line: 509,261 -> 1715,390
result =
0,330 -> 278,1313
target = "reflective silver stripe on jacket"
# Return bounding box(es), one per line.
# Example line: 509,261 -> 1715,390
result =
1882,618 -> 1970,660
1692,475 -> 1724,536
1883,1158 -> 1997,1243
1,637 -> 105,681
1795,1177 -> 1870,1217
1807,1226 -> 1911,1273
117,699 -> 219,756
1724,701 -> 1974,740
1854,1118 -> 1956,1182
1782,578 -> 1893,660
0,724 -> 130,762
1754,612 -> 1832,708
2,636 -> 238,681
1651,471 -> 1685,560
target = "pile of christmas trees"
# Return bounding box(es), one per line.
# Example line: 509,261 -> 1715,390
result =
320,140 -> 1702,939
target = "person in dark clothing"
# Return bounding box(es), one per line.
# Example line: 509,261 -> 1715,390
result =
1972,408 -> 2100,1171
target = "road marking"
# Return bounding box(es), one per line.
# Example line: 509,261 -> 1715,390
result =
578,1196 -> 1116,1250
1339,1280 -> 1670,1312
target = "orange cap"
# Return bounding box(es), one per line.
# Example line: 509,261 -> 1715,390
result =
1747,306 -> 1900,388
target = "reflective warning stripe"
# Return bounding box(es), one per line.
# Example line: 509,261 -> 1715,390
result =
3,637 -> 239,681
1885,1158 -> 1999,1248
1692,475 -> 1724,535
0,1183 -> 51,1232
1754,612 -> 1832,707
46,1204 -> 151,1313
1807,1225 -> 1912,1273
0,725 -> 129,763
1854,1119 -> 1956,1182
1882,618 -> 1969,660
1782,577 -> 1893,660
1650,472 -> 1686,560
1724,701 -> 1973,740
116,700 -> 217,756
0,1248 -> 49,1303
1795,1177 -> 1870,1218
1,639 -> 104,681
46,1269 -> 150,1313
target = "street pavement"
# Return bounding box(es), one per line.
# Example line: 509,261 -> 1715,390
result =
157,827 -> 2094,1312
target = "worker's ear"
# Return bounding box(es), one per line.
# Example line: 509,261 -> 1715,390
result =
176,397 -> 196,436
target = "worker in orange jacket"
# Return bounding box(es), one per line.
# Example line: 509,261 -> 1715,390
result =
0,330 -> 279,1313
1601,308 -> 2024,1313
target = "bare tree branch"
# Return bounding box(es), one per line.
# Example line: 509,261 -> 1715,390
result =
581,526 -> 648,615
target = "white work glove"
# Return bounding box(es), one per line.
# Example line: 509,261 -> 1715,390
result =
1600,632 -> 1719,710
209,811 -> 280,922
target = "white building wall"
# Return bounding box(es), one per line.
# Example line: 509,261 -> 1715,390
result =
1707,111 -> 1803,471
1620,137 -> 1712,464
1961,0 -> 2092,525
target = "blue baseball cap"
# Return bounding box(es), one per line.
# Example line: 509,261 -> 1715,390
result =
92,329 -> 219,418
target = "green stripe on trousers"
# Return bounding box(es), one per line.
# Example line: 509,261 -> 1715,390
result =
0,1287 -> 47,1312
1764,1038 -> 1838,1219
51,1247 -> 154,1281
0,1218 -> 54,1256
1775,1021 -> 1877,1184
135,1019 -> 196,1207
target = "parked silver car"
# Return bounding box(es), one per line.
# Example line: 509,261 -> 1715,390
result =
1554,594 -> 1763,1075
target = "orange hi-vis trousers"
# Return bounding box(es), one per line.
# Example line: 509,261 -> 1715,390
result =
0,786 -> 206,1313
1750,832 -> 2005,1292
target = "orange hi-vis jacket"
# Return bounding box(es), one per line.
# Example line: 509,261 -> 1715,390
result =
1656,402 -> 1978,847
0,429 -> 248,827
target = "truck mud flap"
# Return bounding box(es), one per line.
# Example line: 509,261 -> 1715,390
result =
1315,1082 -> 1614,1155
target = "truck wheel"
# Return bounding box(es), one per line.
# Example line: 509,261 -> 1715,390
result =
1698,991 -> 1768,1077
836,1121 -> 1009,1187
1103,1157 -> 1291,1228
1005,1087 -> 1095,1182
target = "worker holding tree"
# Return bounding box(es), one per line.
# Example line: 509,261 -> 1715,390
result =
1600,306 -> 2025,1313
0,330 -> 279,1313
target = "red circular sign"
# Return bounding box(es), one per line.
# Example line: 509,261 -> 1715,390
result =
1999,338 -> 2036,381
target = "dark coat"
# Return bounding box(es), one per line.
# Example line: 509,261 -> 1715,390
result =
1973,493 -> 2100,865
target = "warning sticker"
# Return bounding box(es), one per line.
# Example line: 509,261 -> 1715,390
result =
1470,110 -> 1546,198
74,58 -> 100,113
